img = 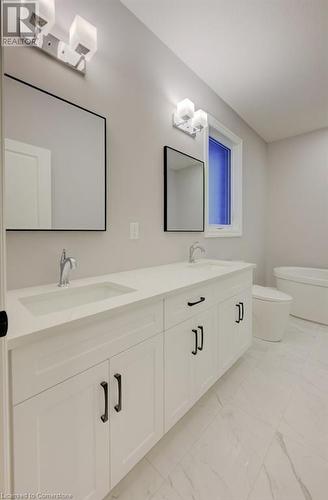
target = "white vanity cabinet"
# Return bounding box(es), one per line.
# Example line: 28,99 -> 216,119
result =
217,288 -> 252,376
164,306 -> 216,431
194,308 -> 217,400
109,333 -> 164,487
13,361 -> 110,500
8,262 -> 254,500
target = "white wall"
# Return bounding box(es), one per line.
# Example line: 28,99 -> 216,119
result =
266,128 -> 328,284
4,0 -> 268,289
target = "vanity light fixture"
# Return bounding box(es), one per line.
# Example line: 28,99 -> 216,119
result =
173,99 -> 208,137
23,1 -> 97,75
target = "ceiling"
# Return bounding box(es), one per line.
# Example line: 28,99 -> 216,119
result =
121,0 -> 328,142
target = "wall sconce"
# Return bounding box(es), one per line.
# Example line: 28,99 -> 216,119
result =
173,98 -> 208,137
24,0 -> 97,75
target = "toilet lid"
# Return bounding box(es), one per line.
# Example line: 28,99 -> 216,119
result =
252,285 -> 292,302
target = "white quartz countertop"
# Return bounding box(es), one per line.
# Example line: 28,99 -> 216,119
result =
6,259 -> 255,349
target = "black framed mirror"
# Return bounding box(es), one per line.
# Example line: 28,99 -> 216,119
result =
164,146 -> 204,232
3,74 -> 107,231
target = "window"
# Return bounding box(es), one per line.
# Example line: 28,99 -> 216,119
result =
208,137 -> 231,226
204,115 -> 242,237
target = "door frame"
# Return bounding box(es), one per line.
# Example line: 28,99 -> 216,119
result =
0,46 -> 11,494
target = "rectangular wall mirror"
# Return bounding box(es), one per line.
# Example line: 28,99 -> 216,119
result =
3,74 -> 107,231
164,146 -> 204,232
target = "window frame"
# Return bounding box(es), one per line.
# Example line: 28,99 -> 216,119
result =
203,115 -> 243,238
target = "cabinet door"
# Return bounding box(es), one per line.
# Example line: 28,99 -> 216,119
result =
194,308 -> 217,400
164,318 -> 195,432
235,288 -> 252,354
110,334 -> 164,487
13,361 -> 110,500
217,296 -> 241,376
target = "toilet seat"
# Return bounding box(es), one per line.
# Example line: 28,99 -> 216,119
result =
253,285 -> 292,303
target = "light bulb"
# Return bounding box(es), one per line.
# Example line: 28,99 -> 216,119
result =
69,15 -> 97,62
176,98 -> 195,121
192,109 -> 208,131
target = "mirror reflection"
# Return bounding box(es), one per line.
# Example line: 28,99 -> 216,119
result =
4,75 -> 106,231
164,146 -> 204,232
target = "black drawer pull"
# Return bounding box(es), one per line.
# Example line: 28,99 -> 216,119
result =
239,302 -> 244,321
188,297 -> 205,307
114,373 -> 122,413
235,303 -> 241,323
197,326 -> 204,351
100,381 -> 108,423
0,311 -> 8,338
192,329 -> 198,355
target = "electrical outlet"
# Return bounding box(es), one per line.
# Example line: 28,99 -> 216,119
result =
129,222 -> 139,239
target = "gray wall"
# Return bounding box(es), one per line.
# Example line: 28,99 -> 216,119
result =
266,128 -> 328,284
4,0 -> 268,289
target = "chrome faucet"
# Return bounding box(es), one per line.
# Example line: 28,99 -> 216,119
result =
189,241 -> 205,263
58,249 -> 77,287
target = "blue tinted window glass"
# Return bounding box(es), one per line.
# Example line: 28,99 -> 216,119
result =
208,137 -> 231,225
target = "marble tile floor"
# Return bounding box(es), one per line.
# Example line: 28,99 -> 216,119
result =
106,317 -> 328,500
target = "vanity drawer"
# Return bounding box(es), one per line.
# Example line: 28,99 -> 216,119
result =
213,270 -> 253,302
164,283 -> 214,329
11,300 -> 163,405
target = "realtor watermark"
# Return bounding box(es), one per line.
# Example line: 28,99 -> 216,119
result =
1,1 -> 38,46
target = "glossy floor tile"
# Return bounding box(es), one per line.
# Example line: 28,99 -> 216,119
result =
249,432 -> 328,500
105,317 -> 328,500
168,404 -> 275,500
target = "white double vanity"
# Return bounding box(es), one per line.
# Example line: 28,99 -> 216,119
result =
7,259 -> 254,499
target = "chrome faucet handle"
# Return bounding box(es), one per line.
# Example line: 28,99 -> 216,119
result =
58,249 -> 77,287
189,241 -> 205,263
60,248 -> 67,263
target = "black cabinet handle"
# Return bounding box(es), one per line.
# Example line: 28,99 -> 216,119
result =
188,297 -> 205,307
197,326 -> 204,351
192,329 -> 198,355
114,373 -> 122,413
100,381 -> 108,423
239,302 -> 244,321
0,311 -> 8,338
235,303 -> 241,323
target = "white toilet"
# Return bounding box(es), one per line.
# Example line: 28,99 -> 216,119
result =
252,285 -> 292,342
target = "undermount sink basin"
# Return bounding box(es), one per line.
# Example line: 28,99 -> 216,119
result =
20,282 -> 136,316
